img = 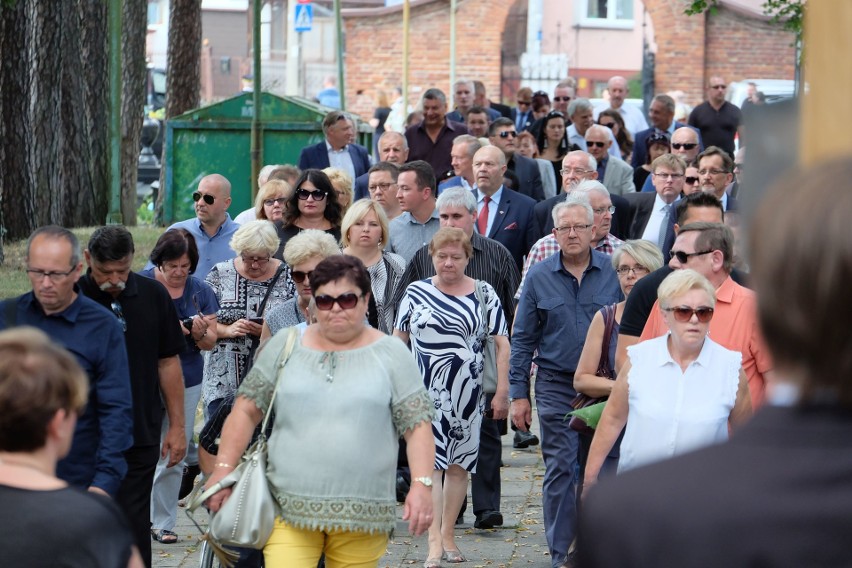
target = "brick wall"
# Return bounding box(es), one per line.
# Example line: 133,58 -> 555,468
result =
644,1 -> 795,104
342,0 -> 510,120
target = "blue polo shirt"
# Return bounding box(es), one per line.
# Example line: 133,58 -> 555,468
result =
162,215 -> 240,279
509,249 -> 622,399
0,291 -> 133,495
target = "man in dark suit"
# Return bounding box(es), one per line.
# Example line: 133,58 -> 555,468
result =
298,110 -> 371,182
511,87 -> 534,132
488,118 -> 545,202
534,151 -> 631,241
438,135 -> 481,193
579,158 -> 852,568
632,94 -> 698,169
472,145 -> 539,272
697,145 -> 738,211
622,154 -> 684,246
474,80 -> 512,118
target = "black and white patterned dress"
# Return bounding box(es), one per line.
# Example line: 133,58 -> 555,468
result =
396,278 -> 507,471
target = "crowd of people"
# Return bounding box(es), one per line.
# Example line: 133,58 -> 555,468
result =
3,72 -> 847,568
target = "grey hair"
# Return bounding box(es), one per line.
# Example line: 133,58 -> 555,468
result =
567,97 -> 593,117
564,150 -> 597,172
452,134 -> 483,158
552,193 -> 593,226
437,186 -> 477,215
422,88 -> 447,106
26,225 -> 81,267
258,164 -> 282,186
573,179 -> 610,198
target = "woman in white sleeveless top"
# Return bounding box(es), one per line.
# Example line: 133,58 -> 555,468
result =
583,269 -> 752,492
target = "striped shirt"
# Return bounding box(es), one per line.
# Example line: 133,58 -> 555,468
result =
391,232 -> 521,327
515,232 -> 625,299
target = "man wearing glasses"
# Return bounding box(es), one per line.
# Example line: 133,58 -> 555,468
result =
624,154 -> 686,247
511,86 -> 534,132
510,196 -> 621,568
366,161 -> 402,220
0,225 -> 133,499
697,146 -> 738,211
638,222 -> 772,408
688,77 -> 743,158
567,99 -> 621,160
161,173 -> 239,278
79,225 -> 187,567
488,118 -> 545,201
584,124 -> 635,196
353,131 -> 409,200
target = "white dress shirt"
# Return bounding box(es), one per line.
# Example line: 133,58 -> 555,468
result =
326,141 -> 356,181
641,193 -> 674,248
476,186 -> 503,237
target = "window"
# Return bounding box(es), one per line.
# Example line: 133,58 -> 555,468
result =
147,1 -> 161,26
580,0 -> 634,28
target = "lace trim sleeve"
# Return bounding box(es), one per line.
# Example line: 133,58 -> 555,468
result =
391,388 -> 434,436
237,366 -> 275,414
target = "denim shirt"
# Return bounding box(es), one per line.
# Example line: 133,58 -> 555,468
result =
509,249 -> 622,399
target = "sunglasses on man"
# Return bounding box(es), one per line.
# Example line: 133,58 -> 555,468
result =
192,192 -> 215,205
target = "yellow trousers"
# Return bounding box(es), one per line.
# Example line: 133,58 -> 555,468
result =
263,519 -> 388,568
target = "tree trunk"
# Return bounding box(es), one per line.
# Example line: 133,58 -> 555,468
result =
155,0 -> 202,225
120,0 -> 148,225
0,0 -> 115,241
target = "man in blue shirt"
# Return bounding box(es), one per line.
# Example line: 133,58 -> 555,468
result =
162,173 -> 239,278
510,197 -> 621,568
0,225 -> 133,496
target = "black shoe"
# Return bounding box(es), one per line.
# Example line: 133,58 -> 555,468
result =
455,513 -> 464,526
178,464 -> 200,500
513,430 -> 540,449
474,510 -> 504,529
395,473 -> 410,502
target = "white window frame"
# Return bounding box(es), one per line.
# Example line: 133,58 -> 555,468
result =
577,0 -> 635,30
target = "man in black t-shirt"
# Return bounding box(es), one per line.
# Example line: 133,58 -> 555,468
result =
688,76 -> 742,158
79,226 -> 186,568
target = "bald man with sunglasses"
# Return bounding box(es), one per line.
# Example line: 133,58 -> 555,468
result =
638,222 -> 773,408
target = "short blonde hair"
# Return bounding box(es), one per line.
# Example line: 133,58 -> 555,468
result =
657,269 -> 716,309
428,227 -> 472,258
229,220 -> 279,257
340,199 -> 390,249
323,167 -> 353,207
282,229 -> 340,267
651,153 -> 686,174
254,180 -> 293,220
612,240 -> 664,273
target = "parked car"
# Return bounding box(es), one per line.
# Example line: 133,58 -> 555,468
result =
727,79 -> 795,107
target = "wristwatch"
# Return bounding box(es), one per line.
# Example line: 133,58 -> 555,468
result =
413,476 -> 433,488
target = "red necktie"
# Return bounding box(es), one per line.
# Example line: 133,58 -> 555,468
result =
477,196 -> 490,235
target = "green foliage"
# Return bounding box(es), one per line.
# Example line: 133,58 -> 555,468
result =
137,195 -> 156,226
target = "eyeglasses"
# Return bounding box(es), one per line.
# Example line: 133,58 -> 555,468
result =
368,182 -> 396,192
663,306 -> 715,323
653,172 -> 684,180
297,189 -> 327,201
263,197 -> 287,207
670,249 -> 713,263
697,169 -> 729,176
592,206 -> 616,215
710,84 -> 727,90
291,270 -> 313,284
600,122 -> 615,129
615,266 -> 649,277
517,100 -> 531,107
26,267 -> 76,282
560,167 -> 593,176
553,96 -> 572,102
498,130 -> 518,139
192,192 -> 215,205
685,176 -> 699,184
555,224 -> 592,234
671,143 -> 698,150
241,254 -> 270,267
314,292 -> 362,311
110,300 -> 127,333
585,141 -> 607,148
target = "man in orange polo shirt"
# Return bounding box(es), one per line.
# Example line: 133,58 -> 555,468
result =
639,222 -> 772,407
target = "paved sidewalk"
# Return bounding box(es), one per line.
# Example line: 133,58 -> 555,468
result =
154,419 -> 550,568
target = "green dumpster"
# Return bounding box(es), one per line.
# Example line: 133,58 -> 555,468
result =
162,92 -> 371,224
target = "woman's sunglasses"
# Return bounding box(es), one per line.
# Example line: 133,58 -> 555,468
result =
314,293 -> 361,311
297,189 -> 327,201
663,306 -> 714,323
291,270 -> 313,284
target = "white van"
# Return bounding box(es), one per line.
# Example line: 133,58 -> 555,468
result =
726,79 -> 795,107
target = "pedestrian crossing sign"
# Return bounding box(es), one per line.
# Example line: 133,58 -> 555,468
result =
295,4 -> 313,32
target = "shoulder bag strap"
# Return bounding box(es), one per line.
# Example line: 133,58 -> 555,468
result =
256,264 -> 285,318
597,304 -> 617,378
259,326 -> 299,433
473,280 -> 488,338
4,296 -> 20,327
